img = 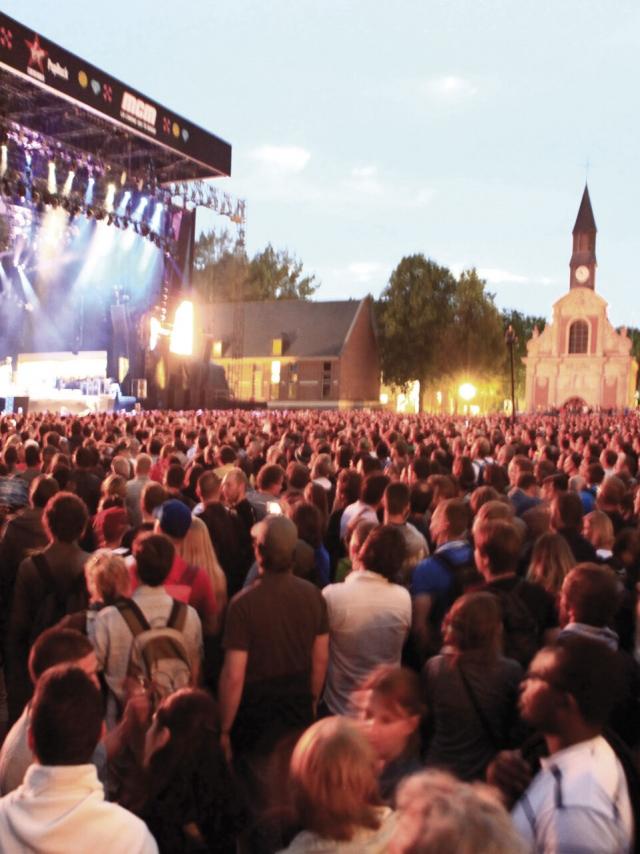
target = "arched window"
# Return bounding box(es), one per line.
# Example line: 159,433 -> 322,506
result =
568,320 -> 588,354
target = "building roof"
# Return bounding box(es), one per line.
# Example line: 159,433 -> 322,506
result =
204,298 -> 367,359
572,184 -> 597,234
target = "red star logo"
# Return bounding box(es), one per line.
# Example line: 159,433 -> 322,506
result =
25,34 -> 47,73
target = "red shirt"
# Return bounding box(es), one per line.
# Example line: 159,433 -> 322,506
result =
129,554 -> 217,623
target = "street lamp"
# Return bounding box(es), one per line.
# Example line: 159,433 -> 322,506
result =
504,324 -> 517,425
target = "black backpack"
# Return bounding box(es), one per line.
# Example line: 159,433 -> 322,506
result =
29,552 -> 88,644
436,548 -> 482,601
493,581 -> 540,667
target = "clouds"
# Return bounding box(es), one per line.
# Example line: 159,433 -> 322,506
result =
250,145 -> 311,174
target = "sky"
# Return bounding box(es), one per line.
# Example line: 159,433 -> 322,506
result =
3,0 -> 640,326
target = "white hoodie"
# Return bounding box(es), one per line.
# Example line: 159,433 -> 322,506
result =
0,764 -> 157,854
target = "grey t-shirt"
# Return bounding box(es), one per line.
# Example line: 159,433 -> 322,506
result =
423,649 -> 522,780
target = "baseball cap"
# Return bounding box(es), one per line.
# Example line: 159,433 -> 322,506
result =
154,499 -> 192,539
251,515 -> 297,569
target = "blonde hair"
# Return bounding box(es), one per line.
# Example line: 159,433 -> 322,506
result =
394,770 -> 525,854
527,532 -> 574,595
176,515 -> 227,610
290,717 -> 382,841
84,549 -> 130,604
583,510 -> 614,551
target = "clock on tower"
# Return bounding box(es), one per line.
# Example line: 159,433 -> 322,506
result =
569,185 -> 597,290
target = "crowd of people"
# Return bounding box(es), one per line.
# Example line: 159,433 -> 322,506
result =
0,405 -> 639,852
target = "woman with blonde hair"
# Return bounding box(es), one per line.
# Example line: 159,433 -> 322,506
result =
583,509 -> 615,562
175,515 -> 227,614
527,531 -> 575,597
279,716 -> 397,852
423,592 -> 522,781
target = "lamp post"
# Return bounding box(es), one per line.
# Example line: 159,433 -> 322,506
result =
504,325 -> 517,425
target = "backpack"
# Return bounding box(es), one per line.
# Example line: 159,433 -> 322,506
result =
116,597 -> 194,701
29,553 -> 88,644
436,548 -> 482,601
493,581 -> 540,667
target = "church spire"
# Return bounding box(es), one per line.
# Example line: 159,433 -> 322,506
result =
572,184 -> 597,235
569,184 -> 597,290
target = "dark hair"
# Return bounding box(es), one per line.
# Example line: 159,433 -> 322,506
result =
550,634 -> 621,726
337,469 -> 362,507
31,665 -> 103,765
218,444 -> 237,465
165,464 -> 185,490
384,481 -> 410,517
359,524 -> 406,582
439,498 -> 471,539
292,502 -> 323,549
257,463 -> 285,492
24,444 -> 40,467
562,564 -> 621,627
553,491 -> 584,532
134,532 -> 175,586
28,627 -> 93,684
517,472 -> 537,491
361,473 -> 390,507
142,482 -> 167,515
44,492 -> 88,543
287,462 -> 310,491
30,474 -> 59,509
475,519 -> 520,575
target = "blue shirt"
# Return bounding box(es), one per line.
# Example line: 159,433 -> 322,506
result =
411,540 -> 474,600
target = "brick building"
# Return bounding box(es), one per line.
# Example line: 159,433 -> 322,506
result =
523,186 -> 637,410
201,297 -> 380,407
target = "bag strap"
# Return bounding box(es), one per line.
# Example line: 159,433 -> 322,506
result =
167,598 -> 187,633
116,598 -> 151,637
179,563 -> 198,587
456,661 -> 501,750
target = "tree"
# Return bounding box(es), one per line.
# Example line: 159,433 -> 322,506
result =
377,255 -> 457,410
439,269 -> 504,380
245,244 -> 317,300
192,229 -> 318,303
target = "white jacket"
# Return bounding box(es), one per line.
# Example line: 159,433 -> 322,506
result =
0,764 -> 158,854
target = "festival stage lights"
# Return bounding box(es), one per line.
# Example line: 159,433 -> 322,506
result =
104,182 -> 116,213
117,190 -> 131,216
62,169 -> 75,197
47,161 -> 57,194
169,300 -> 194,356
0,144 -> 7,178
84,176 -> 95,206
133,197 -> 148,221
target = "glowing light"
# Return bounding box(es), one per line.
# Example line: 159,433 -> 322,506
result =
117,190 -> 131,216
0,144 -> 7,178
62,170 -> 75,197
459,382 -> 476,402
271,360 -> 281,384
149,316 -> 161,351
84,177 -> 95,206
379,392 -> 389,405
104,182 -> 116,212
47,161 -> 57,194
169,300 -> 194,356
149,201 -> 163,232
133,197 -> 148,221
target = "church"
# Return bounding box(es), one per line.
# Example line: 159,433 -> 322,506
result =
523,187 -> 637,411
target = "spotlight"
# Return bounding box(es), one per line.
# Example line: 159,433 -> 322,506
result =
0,143 -> 7,178
104,182 -> 116,213
62,169 -> 75,197
47,160 -> 57,194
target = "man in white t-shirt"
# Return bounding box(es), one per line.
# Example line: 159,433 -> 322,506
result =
512,634 -> 633,853
322,525 -> 411,715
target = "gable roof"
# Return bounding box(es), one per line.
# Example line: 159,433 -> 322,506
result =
573,184 -> 597,234
203,298 -> 366,358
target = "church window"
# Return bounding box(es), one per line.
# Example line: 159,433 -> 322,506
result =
568,320 -> 588,354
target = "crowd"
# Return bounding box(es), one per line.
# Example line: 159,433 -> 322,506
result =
0,406 -> 639,852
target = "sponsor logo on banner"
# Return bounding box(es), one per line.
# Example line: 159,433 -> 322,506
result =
25,33 -> 47,82
120,91 -> 157,135
47,57 -> 69,81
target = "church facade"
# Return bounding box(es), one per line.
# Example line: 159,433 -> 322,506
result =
523,187 -> 637,411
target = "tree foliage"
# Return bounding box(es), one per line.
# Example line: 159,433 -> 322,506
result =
500,308 -> 547,395
377,257 -> 505,406
192,229 -> 317,303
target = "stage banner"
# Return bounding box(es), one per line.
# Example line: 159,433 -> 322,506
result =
0,12 -> 231,177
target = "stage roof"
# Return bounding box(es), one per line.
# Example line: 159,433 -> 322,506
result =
0,12 -> 232,183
